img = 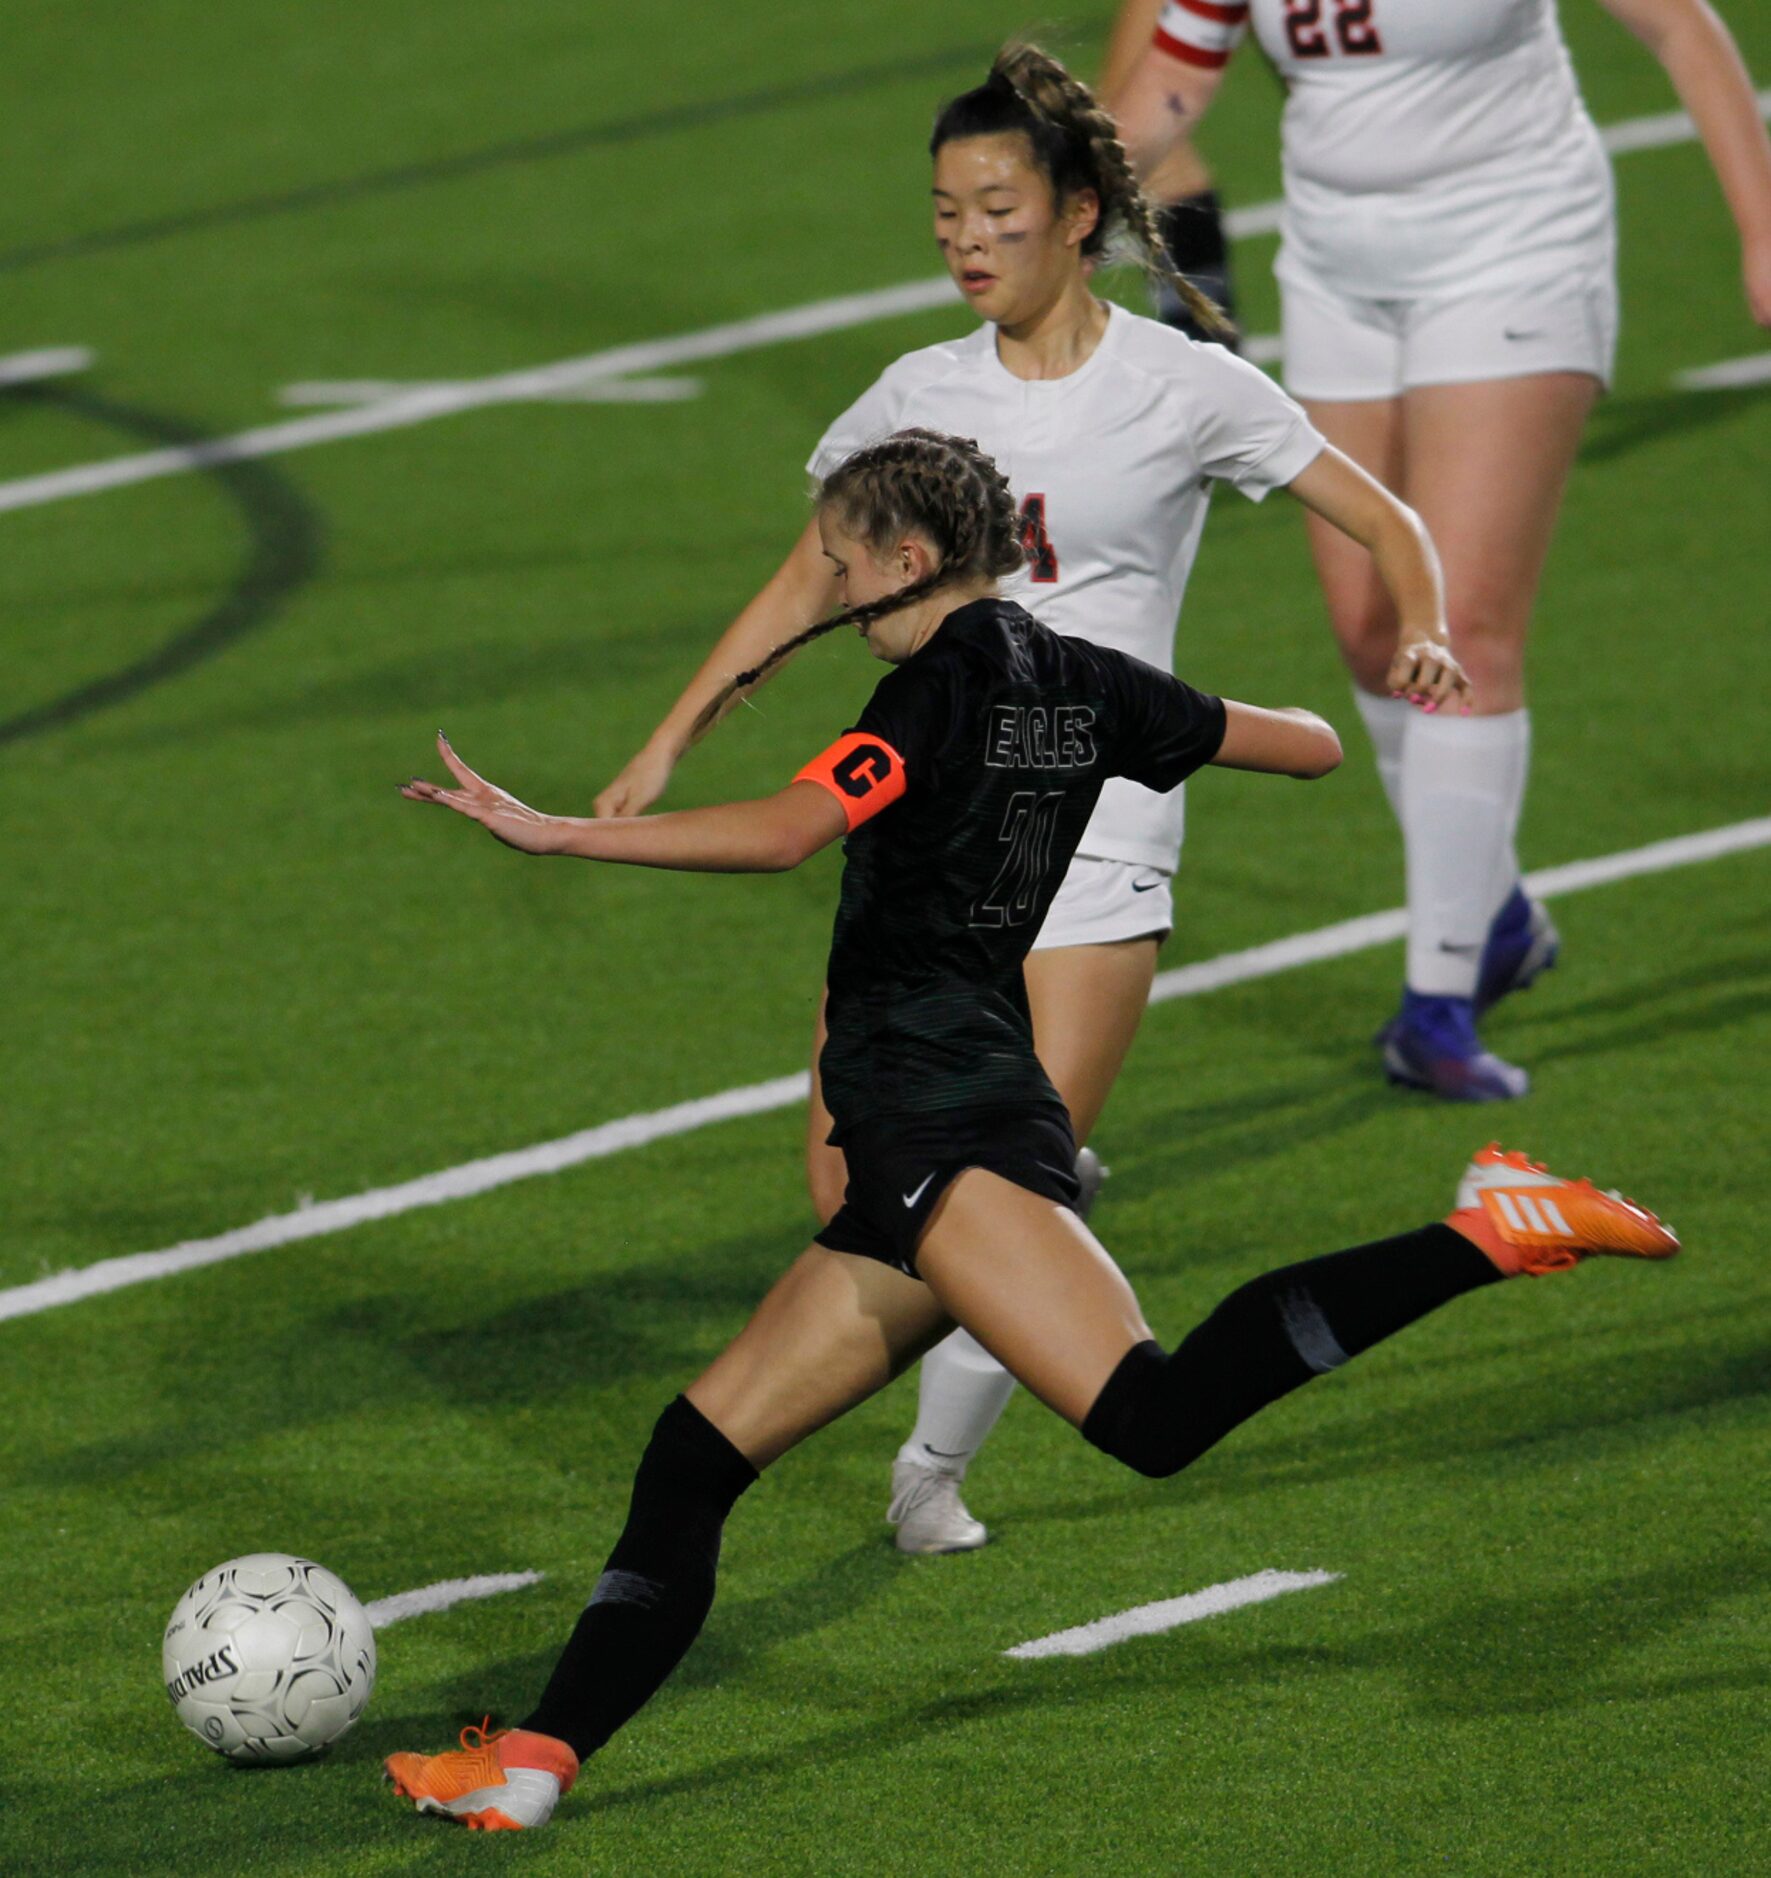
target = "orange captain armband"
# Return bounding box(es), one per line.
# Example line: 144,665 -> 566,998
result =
793,731 -> 908,831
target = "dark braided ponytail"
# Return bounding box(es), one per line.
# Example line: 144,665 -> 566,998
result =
690,430 -> 1023,744
931,41 -> 1236,343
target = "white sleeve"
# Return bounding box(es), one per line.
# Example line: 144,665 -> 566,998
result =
805,356 -> 915,481
1154,0 -> 1249,71
1188,345 -> 1326,501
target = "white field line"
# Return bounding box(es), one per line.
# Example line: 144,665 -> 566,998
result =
0,346 -> 94,387
1675,351 -> 1771,390
0,93 -> 1763,521
279,374 -> 706,406
2,814 -> 1765,1330
1005,1568 -> 1342,1659
1148,814 -> 1771,1006
365,1571 -> 545,1629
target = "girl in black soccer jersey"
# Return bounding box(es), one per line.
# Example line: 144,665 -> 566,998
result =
388,431 -> 1675,1833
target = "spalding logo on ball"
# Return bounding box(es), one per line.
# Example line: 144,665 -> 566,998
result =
163,1552 -> 377,1763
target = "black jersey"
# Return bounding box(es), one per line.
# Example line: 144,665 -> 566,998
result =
811,598 -> 1226,1134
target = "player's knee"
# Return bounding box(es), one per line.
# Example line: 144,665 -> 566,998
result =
1334,606 -> 1401,695
1079,1339 -> 1188,1479
1447,597 -> 1526,690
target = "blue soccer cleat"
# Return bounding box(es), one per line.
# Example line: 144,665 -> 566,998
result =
1474,887 -> 1560,1016
1379,991 -> 1529,1102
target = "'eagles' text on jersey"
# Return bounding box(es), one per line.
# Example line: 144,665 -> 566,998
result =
815,598 -> 1225,1132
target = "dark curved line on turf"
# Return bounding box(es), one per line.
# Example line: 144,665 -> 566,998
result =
0,384 -> 323,748
0,43 -> 989,276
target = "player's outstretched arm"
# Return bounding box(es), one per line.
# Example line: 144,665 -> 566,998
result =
1599,0 -> 1771,324
594,518 -> 840,819
1212,702 -> 1342,780
404,734 -> 848,873
1283,448 -> 1472,714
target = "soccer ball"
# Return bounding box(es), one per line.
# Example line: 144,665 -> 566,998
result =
162,1553 -> 377,1764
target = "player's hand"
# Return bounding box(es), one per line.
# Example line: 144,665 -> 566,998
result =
1388,637 -> 1473,715
1743,233 -> 1771,328
593,740 -> 676,818
401,733 -> 562,854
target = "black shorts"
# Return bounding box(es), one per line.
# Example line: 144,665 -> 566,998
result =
815,1105 -> 1081,1279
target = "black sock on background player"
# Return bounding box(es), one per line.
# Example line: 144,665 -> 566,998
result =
522,1396 -> 757,1761
1083,1223 -> 1499,1477
1153,189 -> 1240,350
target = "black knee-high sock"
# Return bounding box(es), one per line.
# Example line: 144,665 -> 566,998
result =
1083,1223 -> 1499,1478
522,1396 -> 757,1760
1155,189 -> 1240,346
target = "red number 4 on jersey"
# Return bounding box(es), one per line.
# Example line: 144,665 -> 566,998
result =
1018,494 -> 1059,583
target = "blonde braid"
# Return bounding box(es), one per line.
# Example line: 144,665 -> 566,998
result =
688,430 -> 1024,745
994,41 -> 1236,343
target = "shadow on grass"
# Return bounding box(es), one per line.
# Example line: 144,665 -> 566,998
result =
562,1540 -> 1771,1816
1578,381 -> 1771,467
8,1218 -> 802,1493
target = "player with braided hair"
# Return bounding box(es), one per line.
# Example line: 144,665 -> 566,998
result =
386,429 -> 1677,1834
597,41 -> 1469,1554
1099,0 -> 1240,342
692,429 -> 1025,741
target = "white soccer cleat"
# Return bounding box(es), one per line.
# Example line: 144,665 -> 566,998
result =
1074,1145 -> 1110,1221
888,1460 -> 989,1554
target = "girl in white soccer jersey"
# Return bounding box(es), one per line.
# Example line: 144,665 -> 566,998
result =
595,43 -> 1471,1553
1113,0 -> 1771,1101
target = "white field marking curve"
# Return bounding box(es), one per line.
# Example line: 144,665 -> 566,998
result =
365,1571 -> 545,1630
1005,1569 -> 1342,1659
2,814 -> 1765,1330
0,92 -> 1764,521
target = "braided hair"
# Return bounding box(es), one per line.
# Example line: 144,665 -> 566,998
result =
689,429 -> 1023,744
930,41 -> 1235,342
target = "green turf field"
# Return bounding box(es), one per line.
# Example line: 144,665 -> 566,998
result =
4,2 -> 1768,1871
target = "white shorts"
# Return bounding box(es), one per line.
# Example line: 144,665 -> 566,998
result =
1031,856 -> 1173,952
1280,264 -> 1619,402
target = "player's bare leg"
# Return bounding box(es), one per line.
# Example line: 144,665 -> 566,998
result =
1025,936 -> 1161,1146
1301,384 -> 1587,1098
876,937 -> 1161,1550
916,1153 -> 1675,1466
386,1147 -> 1674,1827
685,1246 -> 952,1468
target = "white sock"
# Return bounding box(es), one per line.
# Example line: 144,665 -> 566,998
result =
1402,709 -> 1531,996
898,1329 -> 1016,1479
1353,687 -> 1411,825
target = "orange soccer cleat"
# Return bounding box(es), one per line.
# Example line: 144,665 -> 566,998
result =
1448,1143 -> 1680,1276
384,1719 -> 579,1831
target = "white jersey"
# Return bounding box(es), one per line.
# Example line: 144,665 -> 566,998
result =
1155,0 -> 1614,296
808,305 -> 1324,870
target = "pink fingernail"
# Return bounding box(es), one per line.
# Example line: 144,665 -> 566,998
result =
1425,701 -> 1438,714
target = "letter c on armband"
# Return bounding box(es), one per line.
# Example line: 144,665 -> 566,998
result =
793,731 -> 908,831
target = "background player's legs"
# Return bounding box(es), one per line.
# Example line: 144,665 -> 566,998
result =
523,1246 -> 948,1760
806,992 -> 846,1226
1100,0 -> 1237,339
884,938 -> 1161,1548
1024,936 -> 1162,1146
1302,379 -> 1593,1098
